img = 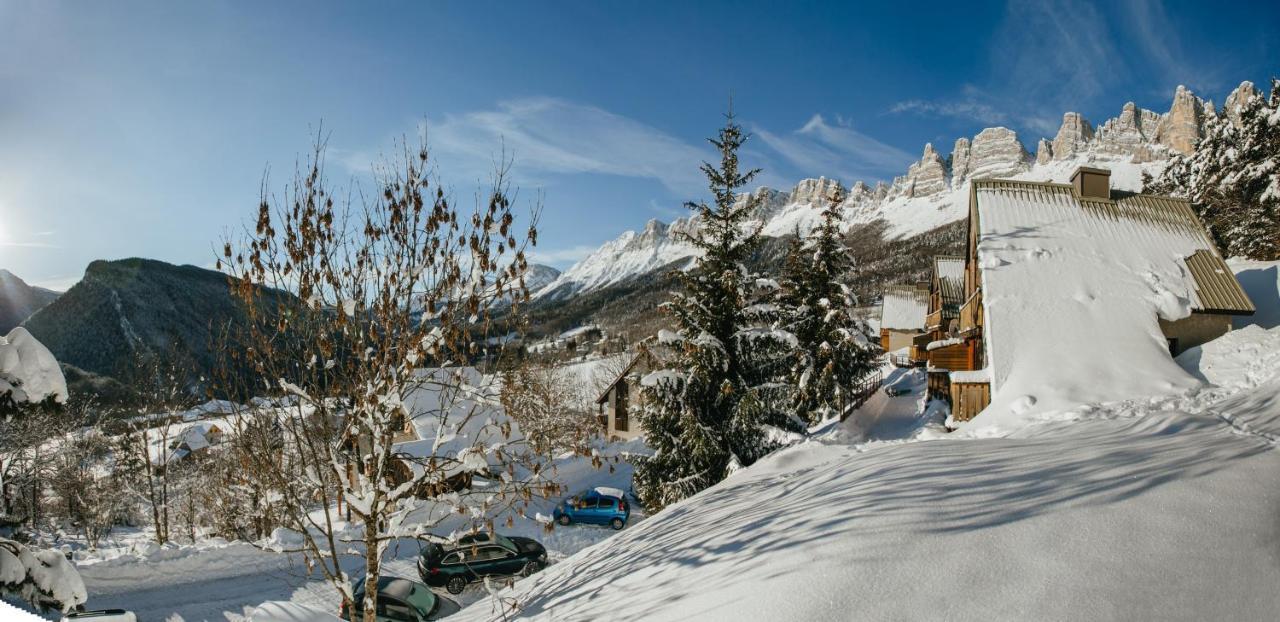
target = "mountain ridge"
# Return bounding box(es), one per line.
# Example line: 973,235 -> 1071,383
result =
0,269 -> 61,333
537,82 -> 1258,300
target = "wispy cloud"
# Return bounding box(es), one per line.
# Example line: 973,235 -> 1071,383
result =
1122,0 -> 1220,95
754,114 -> 914,184
424,97 -> 710,196
888,98 -> 1010,126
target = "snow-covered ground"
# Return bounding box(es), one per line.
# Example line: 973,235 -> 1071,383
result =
67,440 -> 646,621
452,360 -> 1280,620
450,268 -> 1280,621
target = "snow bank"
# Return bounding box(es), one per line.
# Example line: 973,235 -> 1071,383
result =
248,601 -> 342,622
0,538 -> 86,612
0,327 -> 67,404
1176,324 -> 1280,390
1229,258 -> 1280,330
453,383 -> 1280,621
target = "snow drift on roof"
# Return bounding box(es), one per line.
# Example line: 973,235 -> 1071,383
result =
880,286 -> 928,331
970,180 -> 1247,430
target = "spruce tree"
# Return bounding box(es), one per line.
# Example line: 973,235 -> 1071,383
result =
1149,78 -> 1280,260
777,187 -> 876,424
634,108 -> 797,511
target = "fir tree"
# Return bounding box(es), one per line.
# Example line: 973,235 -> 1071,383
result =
1149,78 -> 1280,260
777,187 -> 876,424
633,107 -> 797,511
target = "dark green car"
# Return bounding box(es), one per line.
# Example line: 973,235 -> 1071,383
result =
416,532 -> 548,594
341,575 -> 461,622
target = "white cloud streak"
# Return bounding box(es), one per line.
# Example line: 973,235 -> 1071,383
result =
754,114 -> 914,184
426,97 -> 711,196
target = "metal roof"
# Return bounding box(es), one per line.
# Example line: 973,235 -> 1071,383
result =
972,179 -> 1254,315
933,256 -> 966,313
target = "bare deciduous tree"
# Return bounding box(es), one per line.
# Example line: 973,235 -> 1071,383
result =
217,130 -> 551,621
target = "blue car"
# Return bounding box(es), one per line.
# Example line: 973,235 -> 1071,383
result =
553,487 -> 630,530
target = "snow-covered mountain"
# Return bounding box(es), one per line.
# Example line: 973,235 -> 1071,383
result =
536,83 -> 1253,300
522,263 -> 561,292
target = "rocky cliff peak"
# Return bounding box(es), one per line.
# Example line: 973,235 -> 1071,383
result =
966,127 -> 1030,182
1156,85 -> 1207,154
1052,112 -> 1095,160
893,143 -> 948,199
1224,80 -> 1261,127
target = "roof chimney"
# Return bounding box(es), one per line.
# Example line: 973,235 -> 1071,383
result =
1071,166 -> 1111,199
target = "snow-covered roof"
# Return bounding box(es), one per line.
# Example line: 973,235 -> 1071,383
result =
393,367 -> 522,480
880,286 -> 929,331
933,256 -> 966,310
971,179 -> 1254,428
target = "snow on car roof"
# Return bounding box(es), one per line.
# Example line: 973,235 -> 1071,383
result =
593,486 -> 626,499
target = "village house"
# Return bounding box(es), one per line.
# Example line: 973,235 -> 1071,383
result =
595,349 -> 661,441
936,166 -> 1256,424
878,285 -> 930,364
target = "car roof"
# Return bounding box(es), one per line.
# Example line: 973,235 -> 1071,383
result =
351,575 -> 436,606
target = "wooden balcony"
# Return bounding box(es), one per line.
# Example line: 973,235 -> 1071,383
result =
925,308 -> 943,332
959,289 -> 983,335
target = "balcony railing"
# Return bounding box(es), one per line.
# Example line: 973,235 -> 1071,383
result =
925,308 -> 943,331
959,289 -> 983,334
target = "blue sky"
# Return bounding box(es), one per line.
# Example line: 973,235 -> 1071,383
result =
0,0 -> 1276,289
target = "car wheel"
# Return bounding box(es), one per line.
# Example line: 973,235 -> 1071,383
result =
609,517 -> 625,530
558,514 -> 571,526
446,576 -> 467,595
520,561 -> 542,577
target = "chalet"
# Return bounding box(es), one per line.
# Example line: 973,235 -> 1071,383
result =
939,166 -> 1255,424
879,285 -> 930,363
595,349 -> 660,441
342,367 -> 515,499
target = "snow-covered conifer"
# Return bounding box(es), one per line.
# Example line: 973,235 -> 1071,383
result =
1150,78 -> 1280,259
777,188 -> 877,424
634,108 -> 797,510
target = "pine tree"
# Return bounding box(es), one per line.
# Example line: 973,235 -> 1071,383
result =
1149,78 -> 1280,260
633,107 -> 797,511
777,187 -> 876,424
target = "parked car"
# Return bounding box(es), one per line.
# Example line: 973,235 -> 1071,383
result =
340,575 -> 460,621
62,611 -> 137,622
416,533 -> 548,595
552,486 -> 630,530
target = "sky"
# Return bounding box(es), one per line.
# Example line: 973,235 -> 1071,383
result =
0,0 -> 1276,290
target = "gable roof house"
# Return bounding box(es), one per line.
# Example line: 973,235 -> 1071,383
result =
879,285 -> 930,362
949,166 -> 1255,427
595,349 -> 660,441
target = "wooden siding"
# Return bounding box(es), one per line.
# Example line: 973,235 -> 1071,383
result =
949,382 -> 991,423
928,341 -> 980,371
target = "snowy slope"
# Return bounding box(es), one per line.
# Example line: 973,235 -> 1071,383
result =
453,345 -> 1280,621
536,86 -> 1211,300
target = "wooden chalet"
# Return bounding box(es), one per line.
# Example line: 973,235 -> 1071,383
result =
935,166 -> 1256,424
595,350 -> 659,441
879,285 -> 930,365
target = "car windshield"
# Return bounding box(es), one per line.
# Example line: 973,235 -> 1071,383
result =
494,534 -> 517,551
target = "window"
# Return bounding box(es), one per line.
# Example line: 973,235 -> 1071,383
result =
615,381 -> 629,432
598,498 -> 615,510
473,546 -> 509,562
381,597 -> 414,619
441,552 -> 461,565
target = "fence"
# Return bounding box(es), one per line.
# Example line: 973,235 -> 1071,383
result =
840,367 -> 884,421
